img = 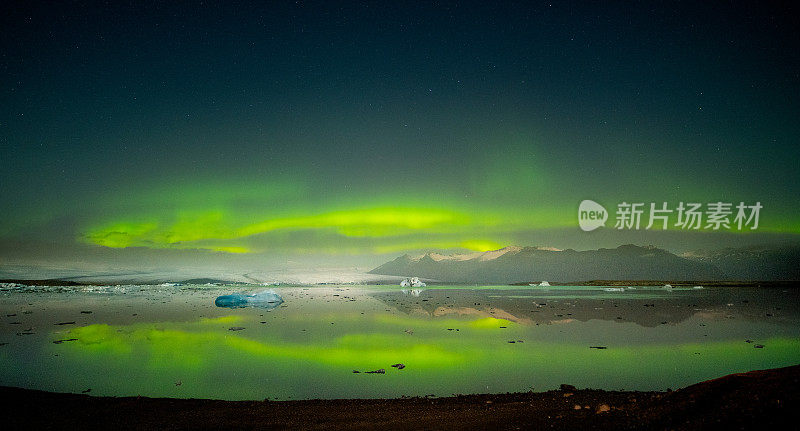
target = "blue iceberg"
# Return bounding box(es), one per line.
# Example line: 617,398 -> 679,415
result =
214,290 -> 284,310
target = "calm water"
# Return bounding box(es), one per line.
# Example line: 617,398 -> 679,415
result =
1,284 -> 798,400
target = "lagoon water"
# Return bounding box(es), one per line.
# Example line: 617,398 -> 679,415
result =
1,284 -> 798,400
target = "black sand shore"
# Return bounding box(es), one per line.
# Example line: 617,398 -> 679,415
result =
2,364 -> 798,430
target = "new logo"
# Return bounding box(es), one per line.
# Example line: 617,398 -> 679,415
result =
579,200 -> 608,231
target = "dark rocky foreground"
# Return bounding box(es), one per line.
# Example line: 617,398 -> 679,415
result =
2,365 -> 798,430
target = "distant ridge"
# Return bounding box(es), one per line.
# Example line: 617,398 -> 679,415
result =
681,245 -> 800,281
369,244 -> 800,283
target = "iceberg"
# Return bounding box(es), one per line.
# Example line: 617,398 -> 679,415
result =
400,277 -> 426,287
529,281 -> 550,287
215,290 -> 284,310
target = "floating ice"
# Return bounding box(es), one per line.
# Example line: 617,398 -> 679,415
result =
400,277 -> 426,287
214,290 -> 284,310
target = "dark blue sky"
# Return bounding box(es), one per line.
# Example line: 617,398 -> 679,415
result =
1,1 -> 799,264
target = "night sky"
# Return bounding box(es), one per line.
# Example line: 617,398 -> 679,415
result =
1,2 -> 799,270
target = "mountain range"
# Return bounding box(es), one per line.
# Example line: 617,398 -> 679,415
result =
369,244 -> 800,283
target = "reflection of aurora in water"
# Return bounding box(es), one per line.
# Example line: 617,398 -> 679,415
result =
0,285 -> 799,400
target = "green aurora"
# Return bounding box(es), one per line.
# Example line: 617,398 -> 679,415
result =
75,173 -> 799,256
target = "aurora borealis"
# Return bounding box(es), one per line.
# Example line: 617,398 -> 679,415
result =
2,2 -> 799,270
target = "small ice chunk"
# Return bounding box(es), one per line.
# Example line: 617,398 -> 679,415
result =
215,290 -> 284,310
401,277 -> 426,287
